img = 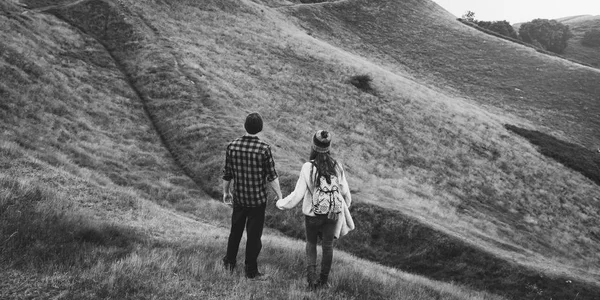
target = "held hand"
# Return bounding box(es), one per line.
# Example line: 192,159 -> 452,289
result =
223,193 -> 233,206
275,197 -> 285,210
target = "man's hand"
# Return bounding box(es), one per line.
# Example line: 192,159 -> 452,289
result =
222,180 -> 233,206
223,192 -> 233,206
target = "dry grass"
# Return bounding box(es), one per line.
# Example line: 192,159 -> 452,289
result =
1,0 -> 507,299
561,16 -> 600,67
2,0 -> 600,298
0,167 -> 504,300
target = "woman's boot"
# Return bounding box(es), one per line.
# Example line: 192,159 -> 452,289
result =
316,273 -> 330,288
307,266 -> 317,289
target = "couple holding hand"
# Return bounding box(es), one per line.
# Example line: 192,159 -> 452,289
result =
221,113 -> 353,289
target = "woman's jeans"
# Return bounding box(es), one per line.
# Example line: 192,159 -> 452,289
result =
305,214 -> 337,283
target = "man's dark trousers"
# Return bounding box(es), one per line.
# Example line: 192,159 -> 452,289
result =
224,203 -> 266,277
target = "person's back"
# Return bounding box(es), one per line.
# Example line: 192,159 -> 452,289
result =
225,135 -> 275,207
222,112 -> 282,279
276,130 -> 353,289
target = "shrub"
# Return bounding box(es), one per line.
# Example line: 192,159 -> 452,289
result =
475,20 -> 519,40
518,19 -> 573,54
461,11 -> 476,22
349,74 -> 376,95
582,29 -> 600,47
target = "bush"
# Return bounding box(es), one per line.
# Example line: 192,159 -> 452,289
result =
582,29 -> 600,47
518,19 -> 573,54
475,20 -> 518,40
349,74 -> 376,95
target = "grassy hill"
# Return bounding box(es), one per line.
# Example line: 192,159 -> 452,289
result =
559,15 -> 600,68
514,15 -> 600,68
2,0 -> 600,299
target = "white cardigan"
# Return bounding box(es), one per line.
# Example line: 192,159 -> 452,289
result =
276,162 -> 352,216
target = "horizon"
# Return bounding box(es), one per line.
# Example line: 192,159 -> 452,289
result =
432,0 -> 600,24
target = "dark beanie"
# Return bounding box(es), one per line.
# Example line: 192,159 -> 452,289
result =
244,113 -> 263,134
312,130 -> 331,153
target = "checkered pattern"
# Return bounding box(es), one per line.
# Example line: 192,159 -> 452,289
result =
223,136 -> 278,207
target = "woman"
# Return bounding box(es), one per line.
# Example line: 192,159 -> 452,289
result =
276,130 -> 352,289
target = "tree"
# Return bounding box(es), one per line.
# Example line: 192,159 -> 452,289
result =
461,11 -> 476,22
518,19 -> 573,54
476,20 -> 519,40
582,29 -> 600,47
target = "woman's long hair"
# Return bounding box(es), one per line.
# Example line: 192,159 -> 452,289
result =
309,149 -> 340,187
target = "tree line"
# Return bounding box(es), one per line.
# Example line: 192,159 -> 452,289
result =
461,11 -> 600,54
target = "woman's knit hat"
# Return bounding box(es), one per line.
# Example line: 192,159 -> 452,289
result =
312,130 -> 332,153
244,112 -> 263,134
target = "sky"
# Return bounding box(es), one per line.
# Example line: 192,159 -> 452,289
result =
432,0 -> 600,24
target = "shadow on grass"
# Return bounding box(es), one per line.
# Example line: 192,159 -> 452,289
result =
266,200 -> 600,299
505,124 -> 600,186
0,178 -> 144,270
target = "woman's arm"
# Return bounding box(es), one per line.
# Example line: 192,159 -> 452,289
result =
338,164 -> 352,207
276,163 -> 311,210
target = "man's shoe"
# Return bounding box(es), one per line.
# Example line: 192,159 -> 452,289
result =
315,279 -> 331,289
222,257 -> 235,273
246,272 -> 270,281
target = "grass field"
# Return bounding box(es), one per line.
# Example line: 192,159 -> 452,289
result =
560,15 -> 600,68
2,0 -> 600,298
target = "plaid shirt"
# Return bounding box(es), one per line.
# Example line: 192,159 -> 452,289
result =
223,135 -> 278,207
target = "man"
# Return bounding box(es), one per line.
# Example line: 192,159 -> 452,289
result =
222,112 -> 282,279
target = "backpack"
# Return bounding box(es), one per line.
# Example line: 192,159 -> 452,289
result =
312,175 -> 344,220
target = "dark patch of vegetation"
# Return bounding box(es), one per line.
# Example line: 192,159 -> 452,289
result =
0,179 -> 142,269
474,20 -> 518,40
458,18 -> 593,68
266,200 -> 600,300
459,19 -> 528,45
582,29 -> 600,47
349,74 -> 376,95
519,19 -> 573,54
505,124 -> 600,186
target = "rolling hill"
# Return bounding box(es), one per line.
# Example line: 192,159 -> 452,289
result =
2,0 -> 600,299
514,14 -> 600,68
559,15 -> 600,68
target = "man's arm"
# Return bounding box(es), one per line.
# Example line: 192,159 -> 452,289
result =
268,178 -> 283,200
223,180 -> 233,203
263,145 -> 282,200
222,145 -> 233,204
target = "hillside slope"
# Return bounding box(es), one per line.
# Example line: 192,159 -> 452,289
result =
3,0 -> 600,299
0,0 -> 505,299
560,15 -> 600,68
278,0 -> 600,150
276,0 -> 600,257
